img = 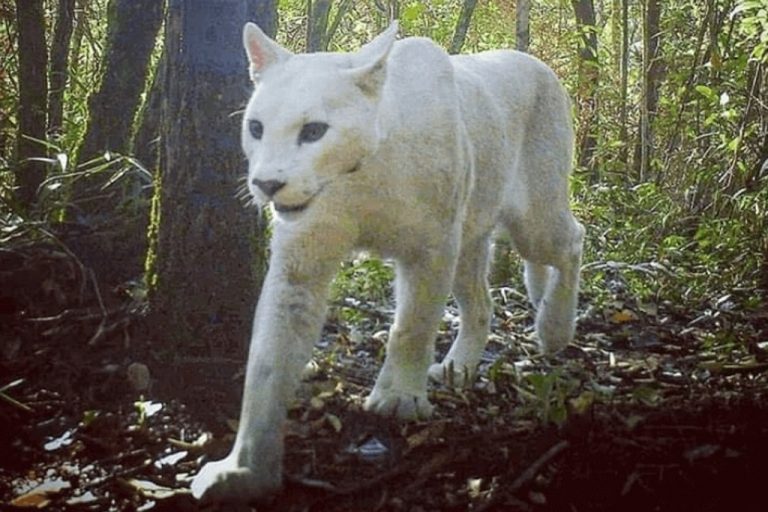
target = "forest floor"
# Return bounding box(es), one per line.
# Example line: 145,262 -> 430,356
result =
2,243 -> 768,512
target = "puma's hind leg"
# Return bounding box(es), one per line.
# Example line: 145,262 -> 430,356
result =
428,235 -> 493,387
523,260 -> 551,309
521,215 -> 584,353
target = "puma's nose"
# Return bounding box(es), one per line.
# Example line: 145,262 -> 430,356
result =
252,178 -> 286,197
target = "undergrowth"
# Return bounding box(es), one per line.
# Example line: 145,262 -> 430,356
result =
572,172 -> 767,312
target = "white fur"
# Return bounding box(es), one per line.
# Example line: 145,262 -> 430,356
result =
191,22 -> 584,503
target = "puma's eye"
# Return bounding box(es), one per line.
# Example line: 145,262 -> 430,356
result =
249,120 -> 263,140
298,122 -> 329,144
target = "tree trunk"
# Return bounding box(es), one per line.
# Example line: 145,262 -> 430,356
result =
151,0 -> 272,356
133,0 -> 278,171
619,0 -> 629,166
639,0 -> 661,181
71,0 -> 164,221
307,0 -> 333,52
48,0 -> 76,141
449,0 -> 478,55
15,0 -> 48,209
516,0 -> 531,52
571,0 -> 599,176
132,51 -> 166,176
247,0 -> 279,38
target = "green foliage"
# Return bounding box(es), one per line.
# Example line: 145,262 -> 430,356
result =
0,0 -> 765,336
735,0 -> 768,61
270,0 -> 768,321
575,173 -> 767,308
57,0 -> 110,156
518,369 -> 580,426
331,257 -> 395,322
1,0 -> 112,217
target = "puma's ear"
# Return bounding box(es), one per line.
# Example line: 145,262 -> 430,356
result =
243,22 -> 292,82
348,22 -> 398,97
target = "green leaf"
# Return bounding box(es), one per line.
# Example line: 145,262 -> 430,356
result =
402,3 -> 425,23
695,85 -> 718,102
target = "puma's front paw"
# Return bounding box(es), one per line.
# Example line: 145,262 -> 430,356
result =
428,360 -> 475,388
364,387 -> 434,420
191,456 -> 281,504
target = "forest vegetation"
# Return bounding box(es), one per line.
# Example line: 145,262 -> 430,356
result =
1,1 -> 767,510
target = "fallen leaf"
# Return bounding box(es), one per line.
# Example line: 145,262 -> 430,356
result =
569,391 -> 595,415
406,420 -> 447,451
127,479 -> 182,500
325,413 -> 342,433
11,478 -> 71,508
610,309 -> 639,324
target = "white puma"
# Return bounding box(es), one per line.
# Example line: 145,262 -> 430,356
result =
191,22 -> 584,503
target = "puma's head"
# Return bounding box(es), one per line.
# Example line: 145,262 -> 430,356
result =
241,22 -> 398,215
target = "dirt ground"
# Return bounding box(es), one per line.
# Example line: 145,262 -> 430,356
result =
2,244 -> 768,511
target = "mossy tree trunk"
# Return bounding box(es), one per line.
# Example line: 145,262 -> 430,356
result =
132,51 -> 166,178
134,0 -> 278,175
150,0 -> 275,356
61,0 -> 164,288
71,0 -> 163,222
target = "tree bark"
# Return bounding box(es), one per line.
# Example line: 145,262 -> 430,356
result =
619,0 -> 629,165
151,0 -> 272,355
571,0 -> 599,176
132,51 -> 166,176
71,0 -> 164,221
639,0 -> 661,181
247,0 -> 279,38
516,0 -> 531,52
307,0 -> 333,52
48,0 -> 76,140
133,0 -> 278,180
449,0 -> 478,55
15,0 -> 48,209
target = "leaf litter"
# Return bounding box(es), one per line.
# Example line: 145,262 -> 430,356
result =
2,246 -> 768,511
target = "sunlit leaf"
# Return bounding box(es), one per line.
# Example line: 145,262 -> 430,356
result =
610,309 -> 639,324
694,84 -> 717,102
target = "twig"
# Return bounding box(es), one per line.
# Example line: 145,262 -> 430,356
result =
27,308 -> 103,323
297,459 -> 421,502
88,267 -> 107,317
84,459 -> 153,490
87,268 -> 113,347
0,389 -> 34,413
0,379 -> 33,412
37,226 -> 90,300
508,440 -> 569,492
88,316 -> 130,347
474,440 -> 569,512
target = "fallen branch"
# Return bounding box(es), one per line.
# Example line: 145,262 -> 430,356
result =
474,440 -> 570,512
